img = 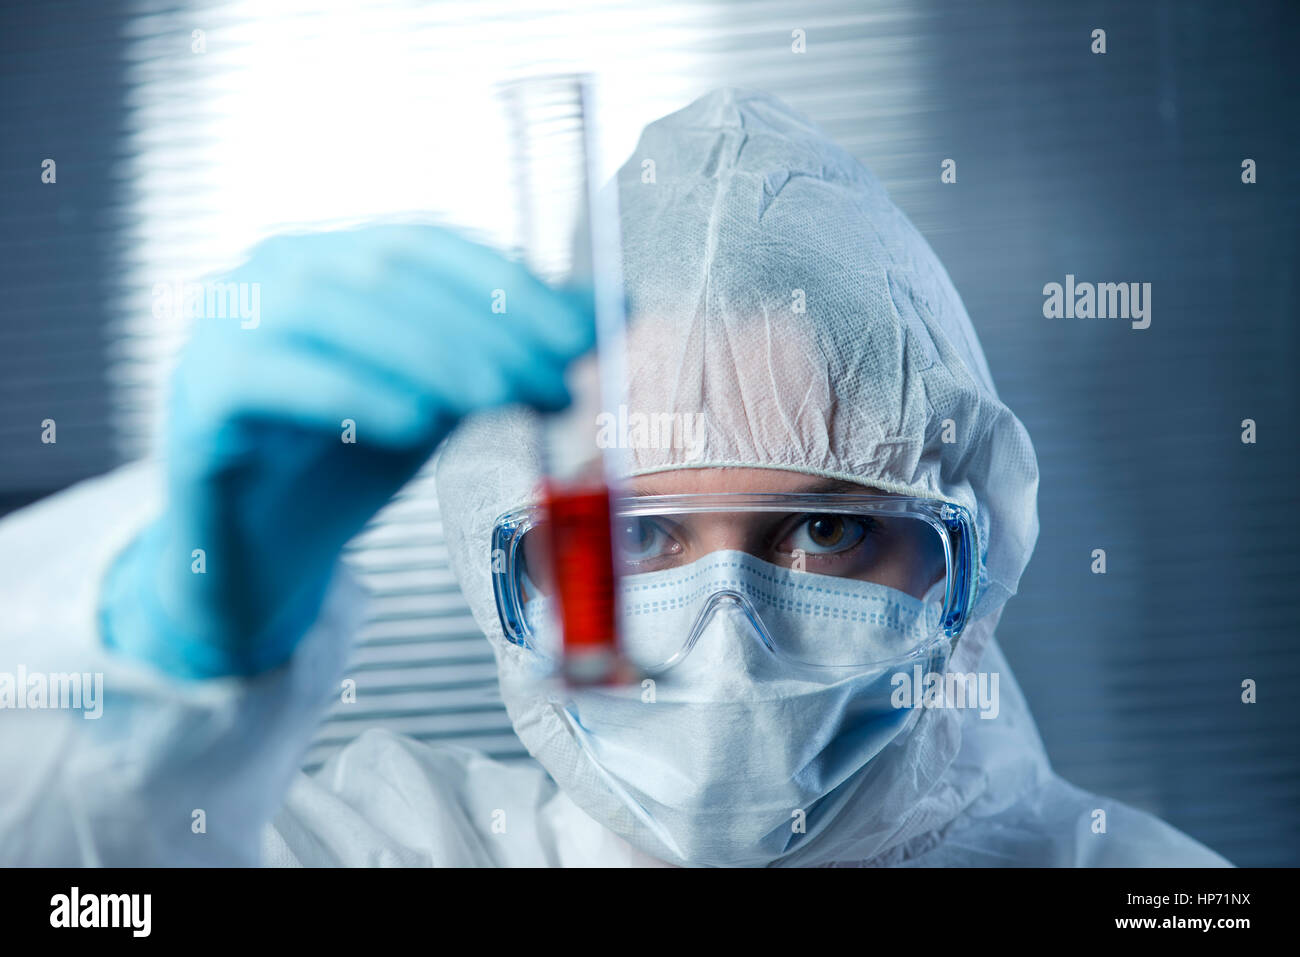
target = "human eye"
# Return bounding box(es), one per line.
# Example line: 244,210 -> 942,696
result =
614,516 -> 682,570
781,514 -> 877,557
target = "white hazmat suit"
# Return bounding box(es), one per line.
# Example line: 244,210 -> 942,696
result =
0,89 -> 1228,867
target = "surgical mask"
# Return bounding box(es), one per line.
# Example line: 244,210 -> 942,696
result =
501,550 -> 952,867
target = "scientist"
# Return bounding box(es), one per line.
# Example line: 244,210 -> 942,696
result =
0,90 -> 1228,867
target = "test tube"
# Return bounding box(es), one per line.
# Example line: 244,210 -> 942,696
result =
502,74 -> 633,686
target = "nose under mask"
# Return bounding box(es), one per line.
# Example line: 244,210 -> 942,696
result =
508,551 -> 951,866
524,549 -> 947,673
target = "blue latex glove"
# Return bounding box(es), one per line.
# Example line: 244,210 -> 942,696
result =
101,224 -> 595,679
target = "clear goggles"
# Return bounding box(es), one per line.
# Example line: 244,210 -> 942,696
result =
491,492 -> 979,673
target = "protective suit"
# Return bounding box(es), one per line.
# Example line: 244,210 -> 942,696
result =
0,89 -> 1228,866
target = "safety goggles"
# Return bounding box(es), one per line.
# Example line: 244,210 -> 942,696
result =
491,492 -> 978,672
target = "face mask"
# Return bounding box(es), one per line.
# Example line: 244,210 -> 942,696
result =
500,550 -> 950,867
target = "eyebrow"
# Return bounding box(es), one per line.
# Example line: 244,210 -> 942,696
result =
798,478 -> 874,493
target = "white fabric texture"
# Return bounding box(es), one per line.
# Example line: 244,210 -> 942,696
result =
0,463 -> 359,865
526,548 -> 944,668
0,465 -> 661,867
520,573 -> 940,867
434,88 -> 1231,866
0,89 -> 1230,868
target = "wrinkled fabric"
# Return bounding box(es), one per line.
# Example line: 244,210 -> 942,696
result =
514,559 -> 946,866
0,88 -> 1229,869
0,464 -> 663,868
526,548 -> 945,669
435,88 -> 1229,866
0,464 -> 359,866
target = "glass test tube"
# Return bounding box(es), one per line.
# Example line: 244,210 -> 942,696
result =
502,74 -> 633,686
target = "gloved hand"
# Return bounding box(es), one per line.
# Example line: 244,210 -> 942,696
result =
101,224 -> 594,679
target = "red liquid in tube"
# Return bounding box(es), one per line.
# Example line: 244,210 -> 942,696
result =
543,483 -> 625,684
